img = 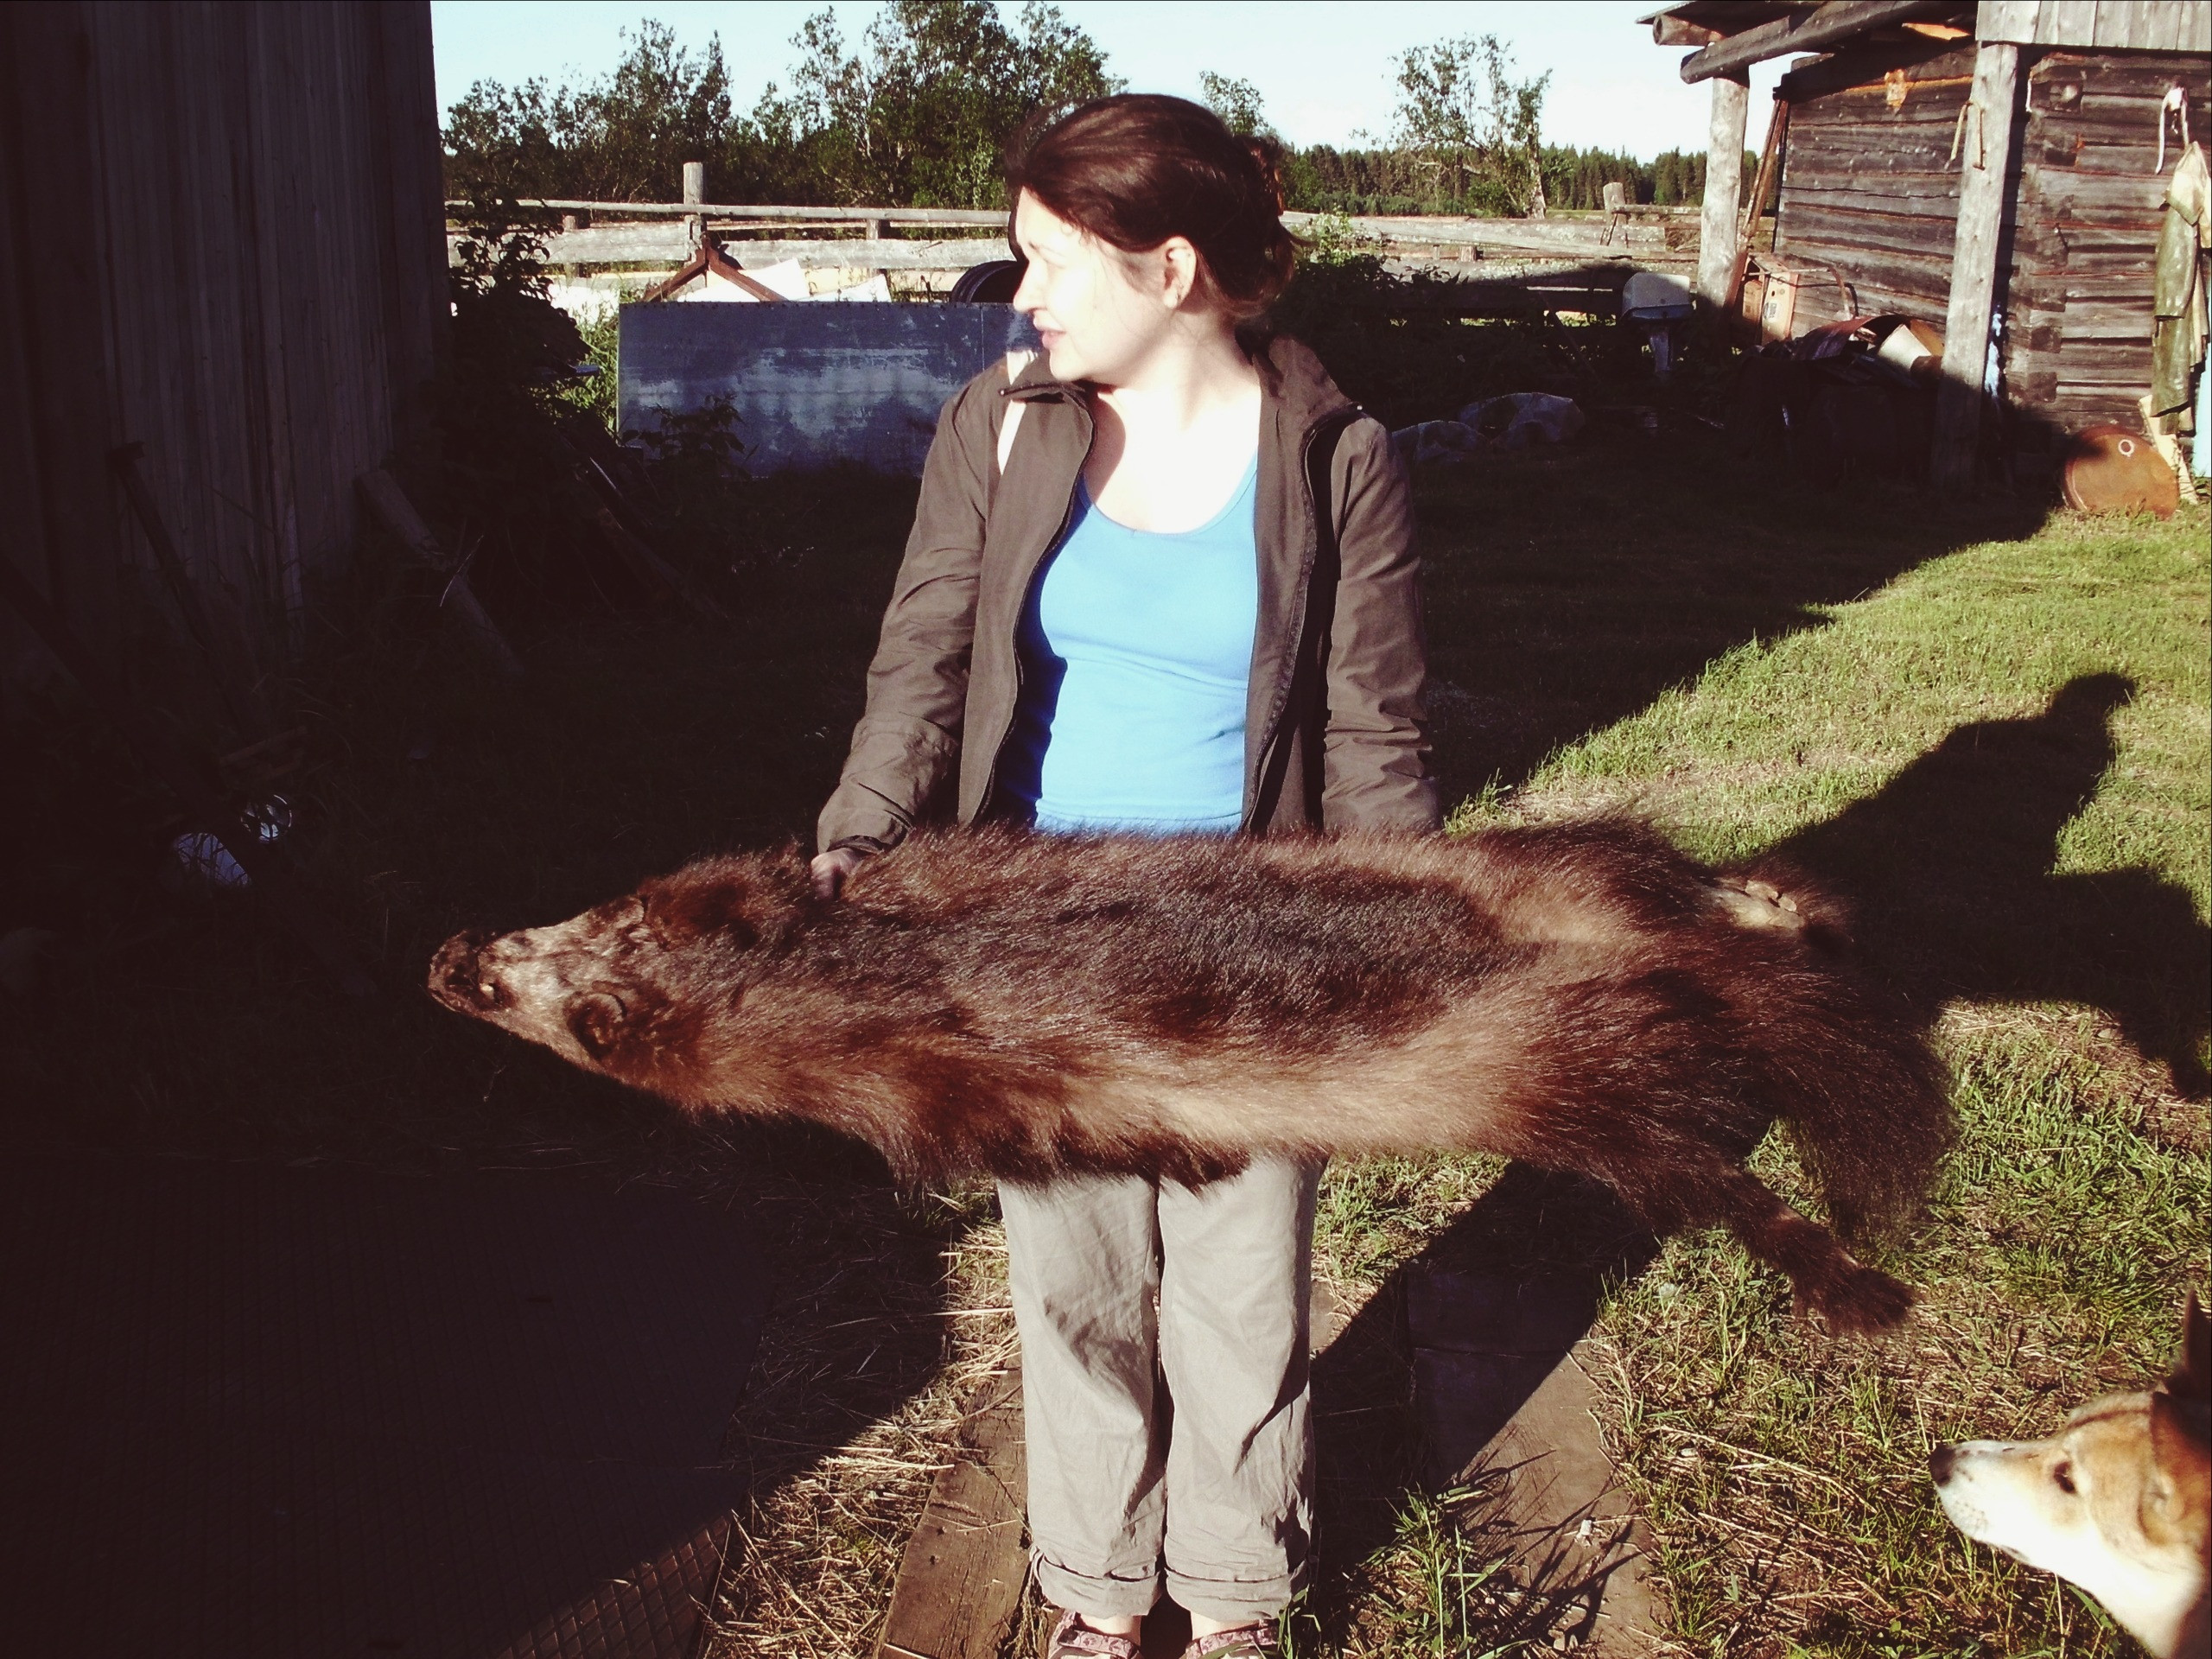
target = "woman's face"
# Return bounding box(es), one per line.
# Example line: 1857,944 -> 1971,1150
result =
1009,190 -> 1195,386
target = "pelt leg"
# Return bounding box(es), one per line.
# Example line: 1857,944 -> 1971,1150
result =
1617,1156 -> 1915,1333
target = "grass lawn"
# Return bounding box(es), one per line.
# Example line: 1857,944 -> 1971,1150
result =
3,428 -> 2203,1657
1295,453 -> 2209,1657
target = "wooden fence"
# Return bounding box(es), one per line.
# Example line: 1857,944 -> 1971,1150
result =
450,199 -> 1700,280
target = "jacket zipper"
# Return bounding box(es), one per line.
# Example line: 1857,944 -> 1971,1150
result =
982,384 -> 1357,830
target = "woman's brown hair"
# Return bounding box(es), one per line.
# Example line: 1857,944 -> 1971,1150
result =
1006,94 -> 1296,320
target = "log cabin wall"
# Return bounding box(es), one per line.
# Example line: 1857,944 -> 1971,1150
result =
2005,52 -> 2210,454
1771,42 -> 1981,333
0,2 -> 447,701
1767,29 -> 2209,465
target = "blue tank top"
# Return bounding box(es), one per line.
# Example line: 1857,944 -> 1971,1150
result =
1001,458 -> 1260,833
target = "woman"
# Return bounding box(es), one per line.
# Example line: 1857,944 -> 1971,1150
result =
812,95 -> 1437,1659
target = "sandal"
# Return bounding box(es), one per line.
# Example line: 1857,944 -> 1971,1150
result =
1184,1624 -> 1281,1658
1045,1608 -> 1142,1659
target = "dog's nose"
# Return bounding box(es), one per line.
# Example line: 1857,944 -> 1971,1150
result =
1928,1443 -> 1956,1485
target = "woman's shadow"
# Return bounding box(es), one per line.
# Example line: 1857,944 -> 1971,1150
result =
1769,671 -> 2207,1101
1305,671 -> 2209,1641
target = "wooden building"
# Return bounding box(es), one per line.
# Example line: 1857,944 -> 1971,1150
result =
1645,0 -> 2210,484
0,3 -> 447,699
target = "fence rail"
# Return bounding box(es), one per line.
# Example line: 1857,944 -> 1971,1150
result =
448,200 -> 1700,278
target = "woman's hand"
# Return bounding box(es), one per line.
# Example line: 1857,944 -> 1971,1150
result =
809,846 -> 872,899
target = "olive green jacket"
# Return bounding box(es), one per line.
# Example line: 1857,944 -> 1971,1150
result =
816,334 -> 1438,852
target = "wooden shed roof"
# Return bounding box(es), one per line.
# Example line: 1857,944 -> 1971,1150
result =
1640,0 -> 2204,79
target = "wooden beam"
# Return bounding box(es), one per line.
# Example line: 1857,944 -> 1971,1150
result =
1931,39 -> 2022,489
1649,13 -> 1723,47
1697,73 -> 1752,309
876,1374 -> 1027,1659
1679,0 -> 1957,81
1724,97 -> 1793,321
447,198 -> 1010,228
356,470 -> 525,678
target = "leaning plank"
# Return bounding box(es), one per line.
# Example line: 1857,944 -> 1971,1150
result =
1933,41 -> 2024,489
356,470 -> 524,678
877,1373 -> 1028,1659
110,441 -> 273,741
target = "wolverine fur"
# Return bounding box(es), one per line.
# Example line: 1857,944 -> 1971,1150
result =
429,820 -> 1952,1332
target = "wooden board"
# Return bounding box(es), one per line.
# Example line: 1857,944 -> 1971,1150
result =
1409,1266 -> 1660,1654
1977,1 -> 2211,53
877,1375 -> 1028,1659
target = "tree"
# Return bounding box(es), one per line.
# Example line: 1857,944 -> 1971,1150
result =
1198,72 -> 1273,140
1389,34 -> 1552,217
442,3 -> 1116,208
443,21 -> 738,200
772,0 -> 1119,207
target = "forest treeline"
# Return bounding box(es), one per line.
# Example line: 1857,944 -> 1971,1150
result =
442,2 -> 1714,218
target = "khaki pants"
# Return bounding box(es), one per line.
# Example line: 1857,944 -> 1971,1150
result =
999,1158 -> 1321,1623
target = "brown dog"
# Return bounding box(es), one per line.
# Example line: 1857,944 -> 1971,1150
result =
1934,1296 -> 2211,1658
429,821 -> 1951,1331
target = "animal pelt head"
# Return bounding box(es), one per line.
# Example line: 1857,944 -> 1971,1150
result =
1932,1294 -> 2211,1659
428,847 -> 817,1096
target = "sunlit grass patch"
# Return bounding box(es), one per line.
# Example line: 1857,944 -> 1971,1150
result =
1338,486 -> 2209,1657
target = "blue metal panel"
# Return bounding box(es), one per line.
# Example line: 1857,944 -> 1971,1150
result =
617,302 -> 1039,475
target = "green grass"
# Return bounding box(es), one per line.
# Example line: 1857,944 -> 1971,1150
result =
1295,454 -> 2209,1656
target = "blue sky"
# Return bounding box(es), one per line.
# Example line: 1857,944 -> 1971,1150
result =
429,1 -> 1789,162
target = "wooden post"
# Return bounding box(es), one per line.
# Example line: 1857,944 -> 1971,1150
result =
1724,97 -> 1792,323
1932,41 -> 2022,491
683,161 -> 705,256
1696,73 -> 1751,311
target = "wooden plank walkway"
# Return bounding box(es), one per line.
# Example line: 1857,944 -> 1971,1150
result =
877,1374 -> 1029,1659
1410,1267 -> 1661,1653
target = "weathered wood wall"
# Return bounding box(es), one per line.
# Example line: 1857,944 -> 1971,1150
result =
1978,1 -> 2210,53
2004,51 -> 2211,446
1772,42 -> 1980,330
0,2 -> 446,700
1770,29 -> 2207,454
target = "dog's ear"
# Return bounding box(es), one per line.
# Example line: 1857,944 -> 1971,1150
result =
2150,1389 -> 2211,1512
2171,1292 -> 2210,1405
566,991 -> 629,1061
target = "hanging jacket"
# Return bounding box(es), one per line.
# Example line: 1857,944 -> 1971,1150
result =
817,334 -> 1438,852
2152,140 -> 2209,425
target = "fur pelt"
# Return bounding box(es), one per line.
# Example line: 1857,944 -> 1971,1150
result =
429,821 -> 1953,1332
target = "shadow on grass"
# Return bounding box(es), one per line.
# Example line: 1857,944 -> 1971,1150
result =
1414,430 -> 2052,810
1769,671 -> 2210,1101
1304,1168 -> 1657,1648
1300,673 -> 2206,1646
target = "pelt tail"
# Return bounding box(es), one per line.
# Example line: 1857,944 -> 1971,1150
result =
1719,857 -> 1954,1246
